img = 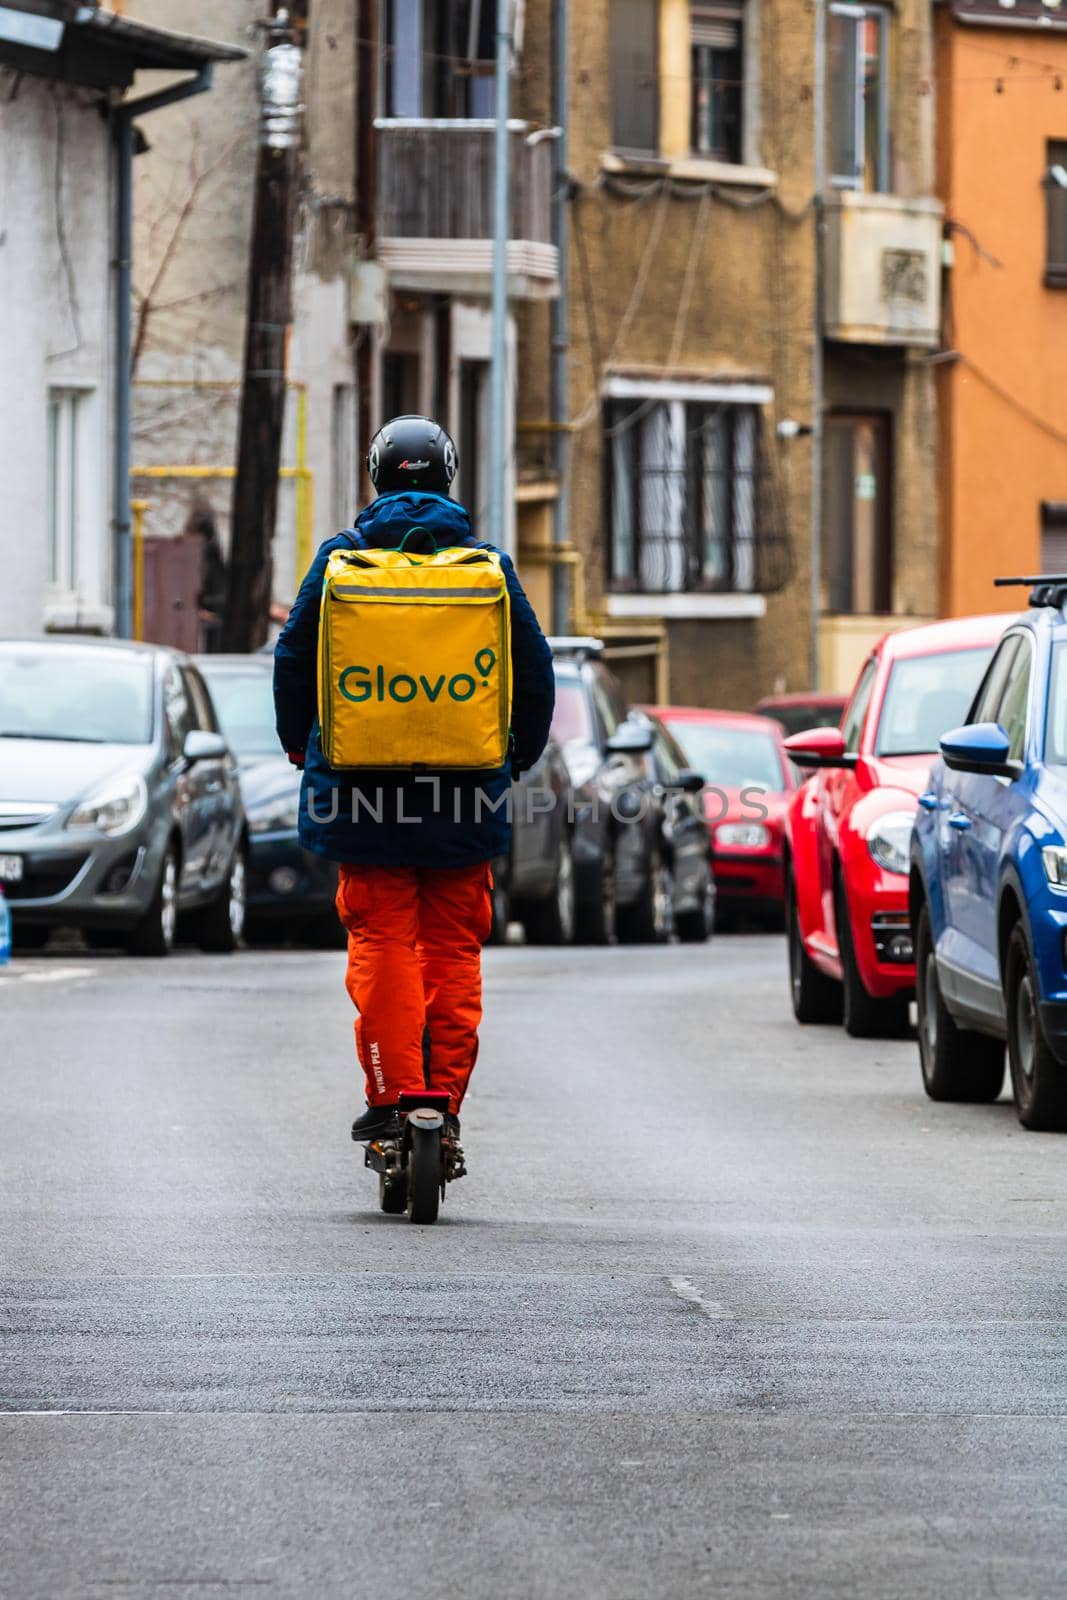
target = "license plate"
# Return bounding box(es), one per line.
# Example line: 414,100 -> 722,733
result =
0,855 -> 23,882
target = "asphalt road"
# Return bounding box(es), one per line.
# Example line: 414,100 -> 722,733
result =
2,934 -> 1066,1599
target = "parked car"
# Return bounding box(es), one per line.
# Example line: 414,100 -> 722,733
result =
910,585 -> 1067,1130
0,637 -> 246,955
654,707 -> 796,929
784,614 -> 1007,1038
197,655 -> 343,947
549,638 -> 659,943
754,691 -> 846,738
632,710 -> 716,942
490,738 -> 576,945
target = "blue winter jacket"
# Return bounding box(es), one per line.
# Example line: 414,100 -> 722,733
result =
272,491 -> 555,868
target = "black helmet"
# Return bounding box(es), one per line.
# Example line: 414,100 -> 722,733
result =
366,415 -> 458,496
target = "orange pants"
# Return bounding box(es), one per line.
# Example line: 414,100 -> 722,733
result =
336,863 -> 493,1113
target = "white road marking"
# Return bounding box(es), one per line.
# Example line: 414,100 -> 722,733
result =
667,1275 -> 729,1319
0,965 -> 94,985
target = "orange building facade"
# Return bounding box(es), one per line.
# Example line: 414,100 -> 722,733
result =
937,0 -> 1067,617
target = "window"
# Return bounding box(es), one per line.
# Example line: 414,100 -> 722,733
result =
605,397 -> 771,595
386,0 -> 498,119
459,358 -> 490,526
47,388 -> 93,593
1041,502 -> 1067,572
840,656 -> 877,754
691,4 -> 742,163
970,636 -> 1021,727
1044,141 -> 1067,288
612,0 -> 659,154
163,664 -> 193,758
999,636 -> 1033,762
182,667 -> 219,734
875,648 -> 994,757
828,3 -> 889,192
381,352 -> 420,424
824,412 -> 892,615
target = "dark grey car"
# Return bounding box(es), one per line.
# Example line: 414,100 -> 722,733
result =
0,638 -> 246,955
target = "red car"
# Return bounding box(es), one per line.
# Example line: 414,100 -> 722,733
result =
651,707 -> 797,927
783,615 -> 1009,1038
753,690 -> 847,738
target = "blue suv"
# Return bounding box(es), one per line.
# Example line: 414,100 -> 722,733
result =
910,581 -> 1067,1131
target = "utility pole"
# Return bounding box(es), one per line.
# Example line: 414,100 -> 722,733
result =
488,0 -> 512,552
222,2 -> 307,652
809,0 -> 826,688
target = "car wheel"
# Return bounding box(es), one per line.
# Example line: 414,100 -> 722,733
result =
521,837 -> 577,946
915,904 -> 1003,1101
1005,923 -> 1067,1131
616,847 -> 673,945
196,845 -> 247,954
675,882 -> 714,945
126,845 -> 179,958
836,880 -> 910,1039
787,869 -> 842,1024
575,840 -> 616,945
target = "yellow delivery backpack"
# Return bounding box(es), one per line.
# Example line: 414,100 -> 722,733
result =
317,534 -> 512,770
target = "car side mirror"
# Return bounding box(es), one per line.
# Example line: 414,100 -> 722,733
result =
940,722 -> 1019,778
606,722 -> 654,756
783,726 -> 858,770
183,729 -> 228,763
673,767 -> 705,795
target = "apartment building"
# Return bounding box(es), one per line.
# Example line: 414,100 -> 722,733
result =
531,0 -> 944,704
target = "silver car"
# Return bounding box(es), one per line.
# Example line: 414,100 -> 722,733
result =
0,638 -> 246,955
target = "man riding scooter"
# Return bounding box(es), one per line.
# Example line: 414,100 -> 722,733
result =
273,415 -> 554,1186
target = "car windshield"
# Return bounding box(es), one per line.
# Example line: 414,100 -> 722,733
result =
551,676 -> 594,746
0,644 -> 154,745
664,720 -> 784,791
199,667 -> 277,758
875,647 -> 993,757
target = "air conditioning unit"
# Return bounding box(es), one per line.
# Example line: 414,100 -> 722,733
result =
823,191 -> 943,348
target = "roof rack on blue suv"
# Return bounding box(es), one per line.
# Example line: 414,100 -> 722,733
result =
910,590 -> 1067,1131
994,574 -> 1067,609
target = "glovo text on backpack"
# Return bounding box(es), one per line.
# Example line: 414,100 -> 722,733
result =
317,534 -> 512,770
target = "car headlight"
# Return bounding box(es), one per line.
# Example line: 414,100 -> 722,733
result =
1042,845 -> 1067,891
66,775 -> 148,838
716,822 -> 771,849
866,810 -> 914,876
248,793 -> 300,835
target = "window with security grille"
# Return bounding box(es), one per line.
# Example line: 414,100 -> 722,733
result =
691,3 -> 743,163
604,397 -> 786,595
1045,141 -> 1067,288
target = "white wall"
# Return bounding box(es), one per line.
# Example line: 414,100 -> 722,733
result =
0,76 -> 114,635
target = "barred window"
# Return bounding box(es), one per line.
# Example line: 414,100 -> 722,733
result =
605,397 -> 787,595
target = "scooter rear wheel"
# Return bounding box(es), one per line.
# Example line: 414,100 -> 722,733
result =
406,1123 -> 443,1224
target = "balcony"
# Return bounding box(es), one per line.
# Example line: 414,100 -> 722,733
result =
374,119 -> 559,300
823,192 -> 943,348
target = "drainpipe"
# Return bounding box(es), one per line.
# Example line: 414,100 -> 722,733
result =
112,65 -> 213,639
809,0 -> 826,688
550,0 -> 570,633
489,0 -> 512,553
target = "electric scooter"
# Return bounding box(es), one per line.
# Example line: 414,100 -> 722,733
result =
364,1091 -> 466,1224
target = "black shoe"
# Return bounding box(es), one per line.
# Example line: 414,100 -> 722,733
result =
351,1104 -> 402,1142
445,1112 -> 461,1138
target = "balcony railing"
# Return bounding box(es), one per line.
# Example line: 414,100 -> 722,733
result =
374,119 -> 559,297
